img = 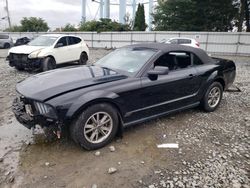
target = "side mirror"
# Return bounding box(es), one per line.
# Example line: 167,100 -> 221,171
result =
148,66 -> 169,76
55,42 -> 64,48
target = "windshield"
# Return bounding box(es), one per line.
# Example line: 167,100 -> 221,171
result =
95,48 -> 156,74
28,36 -> 58,46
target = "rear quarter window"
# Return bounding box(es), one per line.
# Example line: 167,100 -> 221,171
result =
68,37 -> 81,45
192,54 -> 204,65
74,37 -> 81,44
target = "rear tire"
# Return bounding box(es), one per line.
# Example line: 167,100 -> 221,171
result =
79,52 -> 88,65
42,57 -> 56,71
70,103 -> 119,150
201,82 -> 223,112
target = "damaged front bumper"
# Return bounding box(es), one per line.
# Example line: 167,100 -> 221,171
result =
12,97 -> 36,129
12,96 -> 60,130
7,53 -> 43,70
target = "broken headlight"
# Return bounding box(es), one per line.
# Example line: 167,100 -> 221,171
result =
34,101 -> 57,119
28,50 -> 41,59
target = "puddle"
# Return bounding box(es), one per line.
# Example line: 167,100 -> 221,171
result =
0,118 -> 59,187
0,119 -> 33,173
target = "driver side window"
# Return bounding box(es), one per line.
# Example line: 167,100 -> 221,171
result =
56,37 -> 67,47
154,54 -> 178,71
154,52 -> 192,71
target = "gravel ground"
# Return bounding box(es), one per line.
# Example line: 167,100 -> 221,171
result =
0,49 -> 249,188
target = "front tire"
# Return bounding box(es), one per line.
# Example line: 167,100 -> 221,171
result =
71,103 -> 119,150
15,65 -> 24,71
42,57 -> 56,71
201,82 -> 223,112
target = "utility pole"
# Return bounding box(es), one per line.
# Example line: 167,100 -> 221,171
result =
81,0 -> 86,23
5,0 -> 11,28
100,0 -> 104,19
132,0 -> 136,29
119,0 -> 126,24
132,0 -> 136,20
148,0 -> 153,31
104,0 -> 110,18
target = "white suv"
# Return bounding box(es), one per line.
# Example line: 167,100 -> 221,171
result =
7,34 -> 89,71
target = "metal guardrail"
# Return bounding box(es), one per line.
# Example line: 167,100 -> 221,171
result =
2,31 -> 250,56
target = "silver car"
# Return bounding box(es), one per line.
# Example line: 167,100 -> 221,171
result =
0,34 -> 13,49
162,37 -> 200,48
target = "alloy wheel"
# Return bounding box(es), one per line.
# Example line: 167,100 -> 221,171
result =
207,86 -> 221,108
84,112 -> 113,144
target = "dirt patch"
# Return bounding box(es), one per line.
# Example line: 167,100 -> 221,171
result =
0,49 -> 249,188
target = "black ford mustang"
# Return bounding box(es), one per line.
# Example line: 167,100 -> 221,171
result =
12,43 -> 236,150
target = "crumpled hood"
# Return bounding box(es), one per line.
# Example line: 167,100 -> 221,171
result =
16,65 -> 127,101
9,45 -> 45,54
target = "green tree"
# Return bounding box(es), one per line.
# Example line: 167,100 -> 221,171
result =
246,0 -> 250,31
235,0 -> 250,31
79,18 -> 131,32
153,0 -> 196,31
133,3 -> 147,31
20,17 -> 49,32
153,0 -> 238,31
62,23 -> 77,32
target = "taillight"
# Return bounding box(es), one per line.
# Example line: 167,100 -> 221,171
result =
195,42 -> 200,47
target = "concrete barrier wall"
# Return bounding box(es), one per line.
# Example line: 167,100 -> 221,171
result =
3,31 -> 250,56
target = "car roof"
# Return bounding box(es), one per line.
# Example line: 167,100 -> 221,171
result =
40,34 -> 81,38
125,42 -> 197,52
124,43 -> 213,64
168,37 -> 195,41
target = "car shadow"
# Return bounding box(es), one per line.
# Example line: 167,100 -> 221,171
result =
55,62 -> 80,69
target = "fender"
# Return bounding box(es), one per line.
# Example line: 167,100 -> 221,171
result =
36,46 -> 56,62
206,70 -> 219,85
206,70 -> 225,89
37,53 -> 55,60
65,90 -> 123,119
198,70 -> 225,99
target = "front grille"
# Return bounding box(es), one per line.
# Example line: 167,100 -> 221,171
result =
9,53 -> 28,62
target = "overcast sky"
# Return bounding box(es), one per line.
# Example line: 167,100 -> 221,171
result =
0,0 -> 152,30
